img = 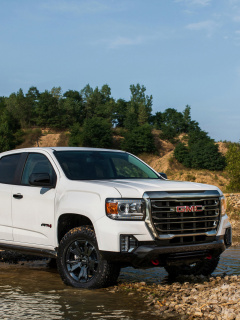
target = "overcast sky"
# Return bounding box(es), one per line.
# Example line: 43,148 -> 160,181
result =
1,0 -> 240,142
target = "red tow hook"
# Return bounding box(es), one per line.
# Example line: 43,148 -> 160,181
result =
205,254 -> 212,260
151,259 -> 160,266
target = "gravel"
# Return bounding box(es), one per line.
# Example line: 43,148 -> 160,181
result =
109,275 -> 240,319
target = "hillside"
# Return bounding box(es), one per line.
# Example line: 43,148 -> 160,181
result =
18,128 -> 230,191
139,133 -> 229,191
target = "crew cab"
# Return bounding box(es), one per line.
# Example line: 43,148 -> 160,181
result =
0,147 -> 232,288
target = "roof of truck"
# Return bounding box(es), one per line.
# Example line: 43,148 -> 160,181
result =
0,147 -> 125,157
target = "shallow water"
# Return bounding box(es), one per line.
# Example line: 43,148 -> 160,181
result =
0,246 -> 239,320
119,245 -> 240,284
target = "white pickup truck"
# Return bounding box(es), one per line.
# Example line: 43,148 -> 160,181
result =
0,147 -> 231,288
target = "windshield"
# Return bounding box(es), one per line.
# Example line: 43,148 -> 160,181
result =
54,151 -> 159,180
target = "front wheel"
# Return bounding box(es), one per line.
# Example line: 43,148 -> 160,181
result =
164,256 -> 220,277
57,226 -> 120,289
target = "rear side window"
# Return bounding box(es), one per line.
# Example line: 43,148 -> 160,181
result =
0,154 -> 22,184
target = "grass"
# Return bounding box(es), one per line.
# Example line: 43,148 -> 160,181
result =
185,173 -> 196,181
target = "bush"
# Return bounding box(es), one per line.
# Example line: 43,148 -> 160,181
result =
174,142 -> 191,167
159,125 -> 177,143
69,118 -> 113,149
0,121 -> 15,152
226,143 -> 240,192
0,111 -> 22,152
190,141 -> 226,170
174,132 -> 226,171
68,123 -> 82,147
121,124 -> 156,155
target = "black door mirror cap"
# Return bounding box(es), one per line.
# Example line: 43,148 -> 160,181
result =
29,173 -> 54,188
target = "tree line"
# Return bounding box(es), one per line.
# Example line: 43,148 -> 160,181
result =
0,83 -> 225,171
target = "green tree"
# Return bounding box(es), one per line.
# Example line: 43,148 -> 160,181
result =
154,106 -> 200,142
26,86 -> 40,100
36,90 -> 60,127
121,124 -> 156,155
226,143 -> 240,191
190,141 -> 225,170
80,84 -> 114,121
124,84 -> 152,129
124,103 -> 138,129
59,90 -> 84,127
0,111 -> 17,152
174,142 -> 191,167
5,89 -> 33,128
63,90 -> 82,101
81,117 -> 113,148
69,117 -> 113,148
174,130 -> 226,171
25,86 -> 40,125
113,99 -> 128,127
50,87 -> 62,99
68,123 -> 82,147
0,97 -> 6,116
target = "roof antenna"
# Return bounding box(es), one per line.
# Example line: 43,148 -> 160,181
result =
36,137 -> 39,147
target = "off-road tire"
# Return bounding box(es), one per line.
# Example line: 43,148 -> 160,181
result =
165,256 -> 220,277
57,226 -> 120,289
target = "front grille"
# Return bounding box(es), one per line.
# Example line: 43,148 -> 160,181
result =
151,197 -> 220,243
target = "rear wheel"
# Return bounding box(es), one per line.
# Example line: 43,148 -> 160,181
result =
57,226 -> 120,289
165,256 -> 220,277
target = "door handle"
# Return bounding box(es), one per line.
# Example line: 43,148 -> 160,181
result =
13,193 -> 23,199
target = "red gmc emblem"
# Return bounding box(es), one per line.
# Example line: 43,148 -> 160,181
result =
176,205 -> 203,213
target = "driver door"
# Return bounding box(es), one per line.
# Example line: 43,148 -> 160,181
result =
12,152 -> 57,247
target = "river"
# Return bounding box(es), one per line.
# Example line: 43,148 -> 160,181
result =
0,246 -> 240,320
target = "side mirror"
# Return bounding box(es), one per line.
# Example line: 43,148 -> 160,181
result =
29,173 -> 54,188
159,172 -> 168,179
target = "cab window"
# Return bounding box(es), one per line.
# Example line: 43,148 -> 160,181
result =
0,154 -> 22,184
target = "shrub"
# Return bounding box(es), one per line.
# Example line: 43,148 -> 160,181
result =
226,143 -> 240,192
174,142 -> 191,167
121,124 -> 156,155
68,123 -> 82,147
174,132 -> 226,171
69,118 -> 113,149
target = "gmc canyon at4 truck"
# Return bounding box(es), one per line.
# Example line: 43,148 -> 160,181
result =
0,147 -> 231,288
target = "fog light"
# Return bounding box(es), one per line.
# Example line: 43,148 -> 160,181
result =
224,227 -> 232,247
120,235 -> 138,252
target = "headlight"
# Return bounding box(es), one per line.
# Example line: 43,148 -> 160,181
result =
106,199 -> 145,220
220,196 -> 226,216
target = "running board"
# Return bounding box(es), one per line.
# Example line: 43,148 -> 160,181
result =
0,243 -> 57,258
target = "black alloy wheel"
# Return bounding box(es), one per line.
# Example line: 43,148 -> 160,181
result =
57,226 -> 120,289
65,239 -> 98,283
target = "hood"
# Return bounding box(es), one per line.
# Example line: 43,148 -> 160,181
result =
92,179 -> 221,198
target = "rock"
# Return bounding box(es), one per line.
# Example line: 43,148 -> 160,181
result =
194,311 -> 203,317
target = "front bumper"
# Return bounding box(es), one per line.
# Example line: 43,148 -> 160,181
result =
100,235 -> 228,268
